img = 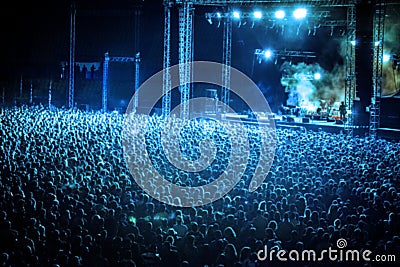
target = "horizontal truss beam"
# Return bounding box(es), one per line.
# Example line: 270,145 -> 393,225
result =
109,57 -> 135,63
206,11 -> 349,28
255,49 -> 316,58
166,0 -> 357,7
206,10 -> 331,19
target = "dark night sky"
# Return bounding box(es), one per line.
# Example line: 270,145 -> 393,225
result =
0,0 -> 350,109
0,0 -> 343,76
0,0 -> 165,81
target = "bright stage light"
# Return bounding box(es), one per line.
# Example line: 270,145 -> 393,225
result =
374,41 -> 381,46
383,54 -> 391,63
253,11 -> 263,19
351,40 -> 356,46
314,72 -> 321,80
264,49 -> 272,59
233,11 -> 241,19
216,12 -> 222,18
275,10 -> 285,19
293,8 -> 307,19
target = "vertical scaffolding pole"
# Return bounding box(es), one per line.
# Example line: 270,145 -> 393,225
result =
29,81 -> 33,105
102,52 -> 110,113
134,52 -> 141,111
370,0 -> 386,137
68,1 -> 76,109
222,14 -> 232,114
49,80 -> 52,107
162,4 -> 171,117
19,75 -> 23,98
178,1 -> 193,120
344,4 -> 356,136
134,6 -> 141,54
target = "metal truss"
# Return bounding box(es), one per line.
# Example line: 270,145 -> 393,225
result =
109,57 -> 135,63
48,80 -> 52,107
222,15 -> 232,113
102,53 -> 135,112
163,0 -> 358,120
134,53 -> 141,111
29,82 -> 33,105
206,10 -> 331,20
281,73 -> 317,81
344,4 -> 356,135
102,52 -> 110,112
162,5 -> 172,117
68,2 -> 76,109
168,1 -> 356,7
370,0 -> 387,137
318,20 -> 348,27
255,49 -> 316,62
178,1 -> 194,120
206,10 -> 350,37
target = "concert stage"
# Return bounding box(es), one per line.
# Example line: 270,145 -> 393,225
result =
276,115 -> 400,140
222,113 -> 400,140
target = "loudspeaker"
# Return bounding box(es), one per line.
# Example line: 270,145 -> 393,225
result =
302,117 -> 310,123
327,117 -> 335,122
335,119 -> 344,125
286,117 -> 295,123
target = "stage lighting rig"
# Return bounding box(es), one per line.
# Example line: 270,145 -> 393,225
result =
206,9 -> 330,22
293,8 -> 307,19
383,54 -> 391,63
253,10 -> 263,19
314,72 -> 322,80
264,49 -> 273,59
255,49 -> 316,64
233,10 -> 241,19
204,8 -> 349,36
275,10 -> 285,19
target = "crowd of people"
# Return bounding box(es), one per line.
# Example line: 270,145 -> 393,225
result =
1,105 -> 399,267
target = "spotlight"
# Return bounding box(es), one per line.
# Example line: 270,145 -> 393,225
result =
351,40 -> 356,46
233,11 -> 241,19
253,11 -> 262,19
374,41 -> 381,46
314,72 -> 321,80
293,8 -> 307,19
275,10 -> 285,19
216,12 -> 222,18
264,49 -> 272,59
383,54 -> 390,63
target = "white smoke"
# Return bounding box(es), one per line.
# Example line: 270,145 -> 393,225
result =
279,7 -> 399,105
383,9 -> 400,96
280,59 -> 345,112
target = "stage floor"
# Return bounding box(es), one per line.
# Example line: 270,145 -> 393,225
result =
222,113 -> 400,140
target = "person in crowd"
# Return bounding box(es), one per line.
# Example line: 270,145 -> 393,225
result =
0,105 -> 399,267
339,101 -> 347,120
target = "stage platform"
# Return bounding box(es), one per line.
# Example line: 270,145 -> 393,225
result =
222,113 -> 400,140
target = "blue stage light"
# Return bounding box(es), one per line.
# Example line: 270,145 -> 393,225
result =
253,11 -> 263,19
275,10 -> 285,19
383,54 -> 390,63
264,49 -> 272,59
293,8 -> 307,19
